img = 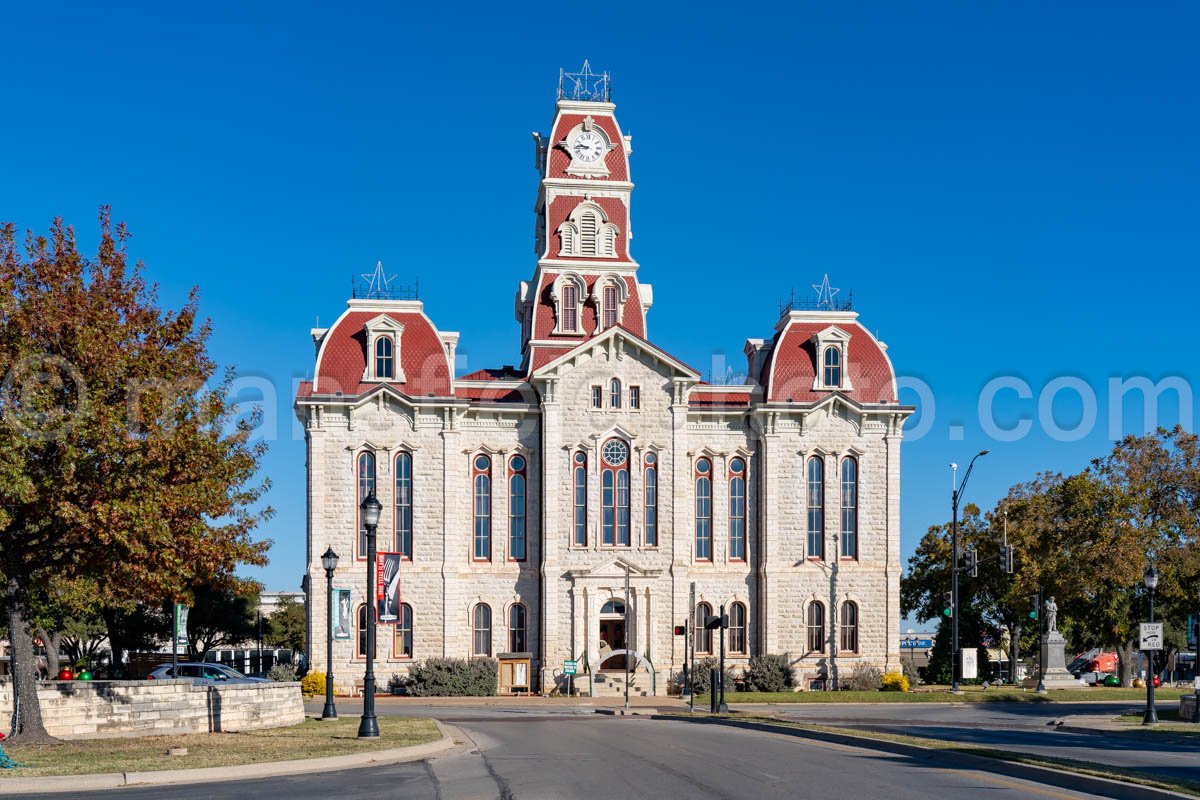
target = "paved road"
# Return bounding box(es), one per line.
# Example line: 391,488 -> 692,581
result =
27,714 -> 1116,800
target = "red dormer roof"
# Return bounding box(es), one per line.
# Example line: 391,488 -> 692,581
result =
762,317 -> 898,404
313,306 -> 452,397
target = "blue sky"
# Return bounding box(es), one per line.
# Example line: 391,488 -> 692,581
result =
3,2 -> 1197,597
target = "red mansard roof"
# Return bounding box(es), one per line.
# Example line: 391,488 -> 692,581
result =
762,319 -> 897,404
312,308 -> 452,397
531,273 -> 643,342
546,114 -> 629,182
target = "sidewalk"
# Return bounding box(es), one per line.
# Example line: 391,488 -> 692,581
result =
310,693 -> 688,708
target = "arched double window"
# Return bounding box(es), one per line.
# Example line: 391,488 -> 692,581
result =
472,604 -> 492,657
601,439 -> 630,547
729,458 -> 746,561
644,452 -> 658,547
840,602 -> 859,653
823,346 -> 841,387
509,604 -> 527,653
375,336 -> 394,380
806,602 -> 825,653
572,451 -> 588,546
841,457 -> 858,559
509,455 -> 527,561
393,603 -> 413,659
729,602 -> 748,654
357,451 -> 376,559
695,458 -> 713,561
695,602 -> 713,654
472,455 -> 492,561
806,457 -> 824,560
395,452 -> 413,559
356,604 -> 369,659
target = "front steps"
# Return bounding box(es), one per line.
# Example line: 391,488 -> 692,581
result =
589,669 -> 652,697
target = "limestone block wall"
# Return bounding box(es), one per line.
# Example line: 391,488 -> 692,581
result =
0,679 -> 304,739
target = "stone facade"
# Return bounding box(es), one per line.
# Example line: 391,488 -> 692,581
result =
0,679 -> 304,739
296,78 -> 913,695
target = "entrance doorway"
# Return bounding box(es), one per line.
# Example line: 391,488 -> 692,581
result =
599,599 -> 627,669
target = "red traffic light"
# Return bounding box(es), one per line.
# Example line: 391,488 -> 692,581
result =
673,625 -> 687,636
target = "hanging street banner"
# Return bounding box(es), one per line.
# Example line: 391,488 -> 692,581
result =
174,604 -> 189,650
376,551 -> 403,625
1140,622 -> 1164,651
332,588 -> 352,640
961,648 -> 979,680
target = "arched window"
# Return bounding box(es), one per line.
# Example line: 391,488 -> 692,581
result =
841,457 -> 858,559
806,457 -> 824,560
357,451 -> 376,559
472,604 -> 492,656
393,603 -> 413,659
806,602 -> 825,653
558,204 -> 618,258
729,458 -> 746,561
729,602 -> 747,654
395,452 -> 413,559
375,336 -> 394,380
644,452 -> 658,547
509,604 -> 527,653
601,598 -> 626,616
562,284 -> 578,332
602,284 -> 618,328
840,602 -> 859,653
695,602 -> 713,654
472,455 -> 491,561
601,439 -> 630,547
823,346 -> 841,388
356,604 -> 369,659
610,378 -> 622,408
572,451 -> 588,546
509,455 -> 527,561
695,458 -> 712,561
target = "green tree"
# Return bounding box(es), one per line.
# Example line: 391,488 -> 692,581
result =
267,597 -> 307,652
185,582 -> 261,658
0,212 -> 271,742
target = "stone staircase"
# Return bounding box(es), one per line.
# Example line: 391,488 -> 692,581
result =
590,668 -> 652,697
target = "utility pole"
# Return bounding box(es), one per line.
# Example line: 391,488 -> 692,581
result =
950,450 -> 989,694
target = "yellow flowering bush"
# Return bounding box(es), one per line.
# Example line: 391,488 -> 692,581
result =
879,671 -> 909,692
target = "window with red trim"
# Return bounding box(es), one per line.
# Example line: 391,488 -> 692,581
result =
509,455 -> 527,561
573,452 -> 587,546
695,458 -> 712,561
357,451 -> 376,559
472,455 -> 491,561
729,457 -> 746,561
601,439 -> 630,546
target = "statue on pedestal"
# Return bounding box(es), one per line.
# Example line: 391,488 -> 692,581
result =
1045,596 -> 1057,633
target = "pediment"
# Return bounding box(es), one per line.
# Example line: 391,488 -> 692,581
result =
532,326 -> 700,383
566,555 -> 661,580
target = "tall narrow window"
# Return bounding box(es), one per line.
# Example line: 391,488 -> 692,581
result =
806,457 -> 825,560
695,602 -> 713,654
629,386 -> 640,409
729,602 -> 747,654
602,285 -> 618,328
357,451 -> 376,559
509,604 -> 527,653
729,457 -> 746,561
395,452 -> 413,559
356,604 -> 369,659
509,455 -> 527,561
695,458 -> 712,561
823,346 -> 841,387
806,602 -> 825,653
393,603 -> 413,659
472,604 -> 492,656
375,336 -> 394,379
644,453 -> 658,547
841,457 -> 858,559
591,385 -> 603,409
472,455 -> 491,561
610,378 -> 622,408
601,439 -> 630,547
573,452 -> 588,546
562,284 -> 578,332
580,211 -> 598,256
840,602 -> 859,653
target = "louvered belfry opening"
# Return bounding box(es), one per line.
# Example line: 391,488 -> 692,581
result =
580,211 -> 598,255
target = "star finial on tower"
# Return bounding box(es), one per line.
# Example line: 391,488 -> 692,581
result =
812,274 -> 840,309
559,60 -> 611,102
360,261 -> 396,298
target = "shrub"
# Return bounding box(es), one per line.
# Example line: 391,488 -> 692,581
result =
843,662 -> 882,691
300,671 -> 332,697
880,671 -> 909,692
901,658 -> 920,687
268,664 -> 298,682
406,657 -> 498,696
743,654 -> 795,693
681,657 -> 737,695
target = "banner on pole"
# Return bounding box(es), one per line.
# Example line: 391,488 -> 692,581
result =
332,589 -> 352,640
174,604 -> 189,649
376,552 -> 402,625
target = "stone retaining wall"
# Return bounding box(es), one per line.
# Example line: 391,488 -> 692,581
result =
0,679 -> 304,739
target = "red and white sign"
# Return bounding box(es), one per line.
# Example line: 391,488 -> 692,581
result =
375,552 -> 402,625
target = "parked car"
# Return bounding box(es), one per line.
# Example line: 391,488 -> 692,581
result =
148,662 -> 270,685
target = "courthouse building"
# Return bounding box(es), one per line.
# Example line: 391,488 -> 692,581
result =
296,65 -> 913,695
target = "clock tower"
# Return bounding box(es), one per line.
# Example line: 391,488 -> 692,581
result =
516,62 -> 652,372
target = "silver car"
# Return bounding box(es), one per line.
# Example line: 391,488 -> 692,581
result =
148,662 -> 270,685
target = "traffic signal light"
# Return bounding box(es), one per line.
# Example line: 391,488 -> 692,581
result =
967,547 -> 979,578
673,625 -> 687,636
1002,546 -> 1014,575
942,592 -> 953,617
1028,595 -> 1039,620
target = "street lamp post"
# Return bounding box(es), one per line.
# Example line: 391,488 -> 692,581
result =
1195,583 -> 1200,724
320,547 -> 339,721
1143,563 -> 1159,725
358,492 -> 383,739
951,450 -> 989,694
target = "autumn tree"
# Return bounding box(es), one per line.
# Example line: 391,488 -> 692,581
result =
0,212 -> 271,742
267,597 -> 307,653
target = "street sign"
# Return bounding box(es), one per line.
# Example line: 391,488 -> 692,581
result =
961,648 -> 978,680
1140,622 -> 1164,651
901,638 -> 933,649
563,660 -> 577,675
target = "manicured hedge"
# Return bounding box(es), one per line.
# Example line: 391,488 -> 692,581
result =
742,654 -> 795,692
402,657 -> 498,696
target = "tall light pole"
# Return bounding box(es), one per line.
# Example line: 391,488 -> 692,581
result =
1143,563 -> 1159,725
320,547 -> 339,721
358,492 -> 383,738
1195,581 -> 1200,724
951,449 -> 989,694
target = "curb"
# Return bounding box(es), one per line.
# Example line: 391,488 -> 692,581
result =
0,721 -> 459,795
653,714 -> 1196,800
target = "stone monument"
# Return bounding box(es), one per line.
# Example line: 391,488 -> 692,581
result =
1022,596 -> 1081,691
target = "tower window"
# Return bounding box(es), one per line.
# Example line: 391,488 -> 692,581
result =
602,285 -> 618,328
562,284 -> 578,332
823,346 -> 842,388
375,337 -> 394,379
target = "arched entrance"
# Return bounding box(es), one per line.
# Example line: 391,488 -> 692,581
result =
598,599 -> 626,669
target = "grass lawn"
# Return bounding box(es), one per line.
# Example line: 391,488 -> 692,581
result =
1114,708 -> 1200,735
0,716 -> 440,779
710,686 -> 1191,704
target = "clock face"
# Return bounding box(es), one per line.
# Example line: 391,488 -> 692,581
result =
571,131 -> 606,163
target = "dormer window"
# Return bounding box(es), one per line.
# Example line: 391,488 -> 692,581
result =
375,337 -> 394,379
823,346 -> 841,387
362,314 -> 406,383
558,202 -> 619,258
603,285 -> 617,328
552,272 -> 586,335
593,274 -> 628,332
562,284 -> 578,332
811,325 -> 853,392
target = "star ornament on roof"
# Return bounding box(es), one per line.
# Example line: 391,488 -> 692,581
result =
561,60 -> 610,101
361,261 -> 396,298
812,274 -> 840,309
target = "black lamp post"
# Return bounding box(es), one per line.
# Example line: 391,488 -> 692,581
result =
951,449 -> 989,694
1195,582 -> 1200,724
358,492 -> 383,739
320,547 -> 339,721
1143,563 -> 1159,725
